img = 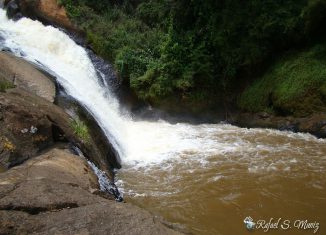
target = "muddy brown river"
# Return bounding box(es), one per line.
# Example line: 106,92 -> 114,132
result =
117,124 -> 326,235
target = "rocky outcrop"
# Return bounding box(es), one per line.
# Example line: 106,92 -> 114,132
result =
20,0 -> 76,30
4,0 -> 21,20
0,52 -> 55,102
3,0 -> 78,32
0,86 -> 120,175
298,113 -> 326,138
0,52 -> 120,174
0,87 -> 75,169
0,147 -> 180,234
233,112 -> 326,138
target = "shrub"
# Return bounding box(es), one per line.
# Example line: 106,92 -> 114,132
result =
60,0 -> 326,112
2,138 -> 16,152
70,119 -> 90,142
239,44 -> 326,115
0,80 -> 15,92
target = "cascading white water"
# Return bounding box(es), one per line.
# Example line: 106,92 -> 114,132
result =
0,9 -> 128,157
0,9 -> 324,168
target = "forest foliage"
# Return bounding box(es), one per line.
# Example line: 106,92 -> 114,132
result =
60,0 -> 326,115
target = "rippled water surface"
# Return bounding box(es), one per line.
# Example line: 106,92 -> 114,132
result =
117,125 -> 326,235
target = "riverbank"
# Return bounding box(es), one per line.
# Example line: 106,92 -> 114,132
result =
232,112 -> 326,139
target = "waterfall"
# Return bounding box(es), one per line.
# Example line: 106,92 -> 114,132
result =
0,9 -> 126,159
0,9 -> 323,170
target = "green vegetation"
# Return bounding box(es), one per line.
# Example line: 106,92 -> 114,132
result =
71,119 -> 90,142
2,137 -> 16,152
239,44 -> 326,116
60,0 -> 326,115
0,80 -> 15,92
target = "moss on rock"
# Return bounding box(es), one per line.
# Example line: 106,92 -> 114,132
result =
0,80 -> 15,92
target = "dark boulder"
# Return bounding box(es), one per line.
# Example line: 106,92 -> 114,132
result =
298,113 -> 326,138
5,0 -> 19,19
11,11 -> 22,20
19,0 -> 79,32
3,0 -> 79,31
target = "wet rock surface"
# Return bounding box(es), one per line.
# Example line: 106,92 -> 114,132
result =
5,0 -> 19,20
0,148 -> 181,235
